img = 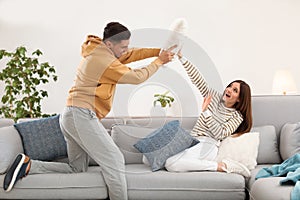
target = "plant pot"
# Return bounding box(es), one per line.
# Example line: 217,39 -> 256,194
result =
150,103 -> 166,117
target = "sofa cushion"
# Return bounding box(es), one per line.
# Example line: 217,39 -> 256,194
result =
100,118 -> 124,135
216,132 -> 260,170
280,122 -> 300,160
0,166 -> 108,199
251,125 -> 281,164
126,164 -> 246,200
125,117 -> 198,130
247,164 -> 272,190
14,115 -> 67,161
111,124 -> 156,164
0,118 -> 15,128
250,177 -> 294,200
0,126 -> 23,174
133,120 -> 199,171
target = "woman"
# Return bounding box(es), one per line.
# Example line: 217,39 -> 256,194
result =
165,52 -> 252,177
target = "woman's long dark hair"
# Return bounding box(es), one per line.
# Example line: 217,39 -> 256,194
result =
227,80 -> 252,135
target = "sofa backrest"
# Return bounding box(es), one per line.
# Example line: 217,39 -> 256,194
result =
251,95 -> 300,163
110,95 -> 300,165
1,95 -> 299,131
1,95 -> 299,166
0,118 -> 14,128
251,95 -> 300,136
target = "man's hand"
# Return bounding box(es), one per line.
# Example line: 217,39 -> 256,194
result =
158,45 -> 177,64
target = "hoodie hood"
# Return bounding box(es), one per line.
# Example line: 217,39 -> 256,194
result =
81,35 -> 103,57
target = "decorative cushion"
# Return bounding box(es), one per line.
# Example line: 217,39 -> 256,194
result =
216,132 -> 260,170
280,122 -> 300,160
14,115 -> 67,161
133,120 -> 199,171
0,126 -> 23,174
251,125 -> 281,164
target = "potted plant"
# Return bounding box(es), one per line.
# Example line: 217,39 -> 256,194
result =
153,90 -> 175,107
0,46 -> 58,122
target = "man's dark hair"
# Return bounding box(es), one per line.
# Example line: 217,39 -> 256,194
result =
103,22 -> 131,42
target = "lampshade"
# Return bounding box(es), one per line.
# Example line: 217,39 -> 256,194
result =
272,69 -> 297,95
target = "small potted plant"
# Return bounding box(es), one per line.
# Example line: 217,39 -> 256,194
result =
153,90 -> 175,108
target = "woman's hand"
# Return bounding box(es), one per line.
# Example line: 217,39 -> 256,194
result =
202,95 -> 212,112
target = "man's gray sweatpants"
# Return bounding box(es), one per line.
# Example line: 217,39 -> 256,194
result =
29,106 -> 128,200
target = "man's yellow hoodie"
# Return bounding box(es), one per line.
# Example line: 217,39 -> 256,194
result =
66,35 -> 162,119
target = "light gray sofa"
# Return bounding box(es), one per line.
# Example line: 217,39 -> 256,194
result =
0,95 -> 300,200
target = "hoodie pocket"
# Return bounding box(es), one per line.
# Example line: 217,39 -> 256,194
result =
95,83 -> 114,100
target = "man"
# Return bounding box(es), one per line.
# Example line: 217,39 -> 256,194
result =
3,22 -> 175,200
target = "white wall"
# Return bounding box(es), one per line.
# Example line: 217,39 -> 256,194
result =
0,0 -> 299,117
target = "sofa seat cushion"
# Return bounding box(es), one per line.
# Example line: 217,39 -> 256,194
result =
0,166 -> 107,199
246,164 -> 272,190
250,177 -> 294,200
126,164 -> 246,200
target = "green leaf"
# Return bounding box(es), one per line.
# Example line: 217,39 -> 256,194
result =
1,95 -> 9,104
32,58 -> 39,66
49,67 -> 56,73
41,91 -> 48,97
41,79 -> 48,84
33,78 -> 40,85
153,91 -> 175,108
0,50 -> 5,59
16,46 -> 27,57
32,49 -> 43,56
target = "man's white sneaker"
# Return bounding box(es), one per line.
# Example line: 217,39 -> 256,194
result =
222,159 -> 251,178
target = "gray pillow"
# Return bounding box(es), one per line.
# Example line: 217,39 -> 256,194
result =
111,124 -> 156,164
251,125 -> 281,164
280,122 -> 300,160
133,120 -> 199,171
14,115 -> 67,161
0,126 -> 23,174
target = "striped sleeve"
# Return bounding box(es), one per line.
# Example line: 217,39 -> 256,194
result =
205,111 -> 243,140
180,57 -> 209,97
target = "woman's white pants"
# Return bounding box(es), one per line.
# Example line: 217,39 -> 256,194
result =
165,136 -> 219,172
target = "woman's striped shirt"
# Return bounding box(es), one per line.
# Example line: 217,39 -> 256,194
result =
180,57 -> 243,141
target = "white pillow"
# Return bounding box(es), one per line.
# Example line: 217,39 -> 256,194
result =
216,132 -> 260,170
